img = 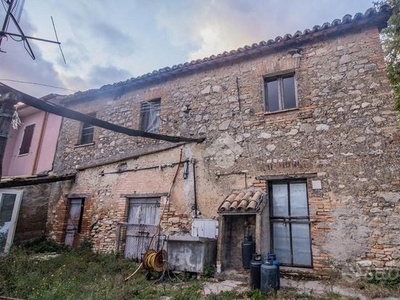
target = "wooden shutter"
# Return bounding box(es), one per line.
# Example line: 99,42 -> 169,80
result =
19,124 -> 35,155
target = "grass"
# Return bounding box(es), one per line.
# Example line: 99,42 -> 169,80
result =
1,241 -> 399,299
0,245 -> 202,300
347,269 -> 400,299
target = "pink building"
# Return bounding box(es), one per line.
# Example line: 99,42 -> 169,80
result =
3,94 -> 62,176
0,94 -> 63,253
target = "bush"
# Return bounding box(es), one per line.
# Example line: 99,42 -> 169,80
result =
19,237 -> 67,254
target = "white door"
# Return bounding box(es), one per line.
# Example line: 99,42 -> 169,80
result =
0,189 -> 23,254
124,197 -> 160,260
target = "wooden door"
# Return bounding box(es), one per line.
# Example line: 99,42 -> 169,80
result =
64,198 -> 84,247
124,197 -> 160,260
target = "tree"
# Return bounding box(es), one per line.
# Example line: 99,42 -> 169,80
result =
375,0 -> 400,111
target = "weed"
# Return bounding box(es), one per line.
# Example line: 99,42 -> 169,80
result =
203,265 -> 216,278
367,268 -> 400,288
207,290 -> 243,299
18,237 -> 67,254
0,250 -> 389,300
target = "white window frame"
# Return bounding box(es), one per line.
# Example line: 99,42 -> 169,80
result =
0,189 -> 23,254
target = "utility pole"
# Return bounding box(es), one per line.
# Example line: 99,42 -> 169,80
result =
0,92 -> 19,179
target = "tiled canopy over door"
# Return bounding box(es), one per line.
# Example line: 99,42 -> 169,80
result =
124,197 -> 160,260
270,181 -> 312,267
0,190 -> 23,253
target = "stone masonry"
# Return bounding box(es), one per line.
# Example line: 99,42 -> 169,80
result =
47,7 -> 400,276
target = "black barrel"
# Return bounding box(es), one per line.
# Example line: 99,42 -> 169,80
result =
241,235 -> 255,269
250,254 -> 263,289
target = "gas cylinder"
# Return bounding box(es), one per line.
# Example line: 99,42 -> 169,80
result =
250,253 -> 263,289
267,253 -> 280,289
241,235 -> 255,269
260,258 -> 278,294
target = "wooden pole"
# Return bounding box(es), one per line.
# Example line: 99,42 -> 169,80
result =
0,83 -> 205,144
0,92 -> 20,179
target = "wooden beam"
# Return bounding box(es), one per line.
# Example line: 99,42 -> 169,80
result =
0,174 -> 75,188
0,83 -> 206,143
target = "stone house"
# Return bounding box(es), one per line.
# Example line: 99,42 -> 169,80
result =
47,5 -> 399,276
0,94 -> 67,253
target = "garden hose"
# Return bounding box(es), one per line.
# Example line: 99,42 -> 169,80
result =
142,249 -> 167,272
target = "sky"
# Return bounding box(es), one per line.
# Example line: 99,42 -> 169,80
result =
0,0 -> 376,98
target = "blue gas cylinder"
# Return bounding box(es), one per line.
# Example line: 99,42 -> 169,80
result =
267,253 -> 280,289
260,258 -> 278,294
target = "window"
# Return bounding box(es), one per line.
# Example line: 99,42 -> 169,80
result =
264,74 -> 296,112
19,124 -> 35,155
78,114 -> 95,145
140,99 -> 161,133
269,181 -> 312,267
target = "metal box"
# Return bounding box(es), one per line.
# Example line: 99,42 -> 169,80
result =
167,236 -> 217,273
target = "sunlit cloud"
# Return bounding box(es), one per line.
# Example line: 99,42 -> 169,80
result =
0,0 -> 374,97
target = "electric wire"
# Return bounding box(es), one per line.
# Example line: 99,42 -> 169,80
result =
0,78 -> 77,92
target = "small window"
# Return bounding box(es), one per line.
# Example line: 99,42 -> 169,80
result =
19,124 -> 35,155
78,114 -> 95,145
264,74 -> 296,112
140,99 -> 161,133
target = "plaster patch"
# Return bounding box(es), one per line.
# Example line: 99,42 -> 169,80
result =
325,207 -> 371,272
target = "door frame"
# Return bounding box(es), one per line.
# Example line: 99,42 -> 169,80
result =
0,189 -> 23,254
269,180 -> 313,268
64,198 -> 85,247
124,196 -> 161,260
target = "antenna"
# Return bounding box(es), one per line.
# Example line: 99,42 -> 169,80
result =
0,0 -> 66,63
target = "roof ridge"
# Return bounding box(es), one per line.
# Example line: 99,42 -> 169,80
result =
63,4 -> 391,102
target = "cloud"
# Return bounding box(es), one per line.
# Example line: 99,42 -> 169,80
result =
0,0 -> 374,98
91,22 -> 136,55
150,0 -> 374,61
0,13 -> 67,97
87,65 -> 131,87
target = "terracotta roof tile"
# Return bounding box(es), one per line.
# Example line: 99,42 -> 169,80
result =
218,188 -> 266,214
62,5 -> 391,103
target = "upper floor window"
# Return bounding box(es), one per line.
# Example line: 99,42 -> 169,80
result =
78,114 -> 95,145
264,74 -> 297,112
19,124 -> 35,155
140,99 -> 161,133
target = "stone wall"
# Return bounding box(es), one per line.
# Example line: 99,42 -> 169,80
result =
50,23 -> 400,275
13,184 -> 51,243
